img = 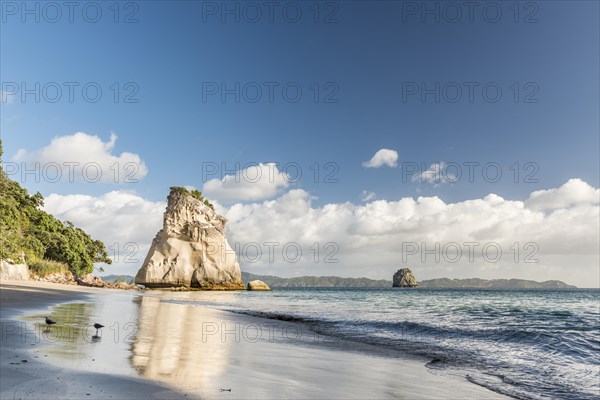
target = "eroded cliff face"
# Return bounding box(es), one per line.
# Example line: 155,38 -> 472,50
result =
0,259 -> 29,281
135,189 -> 244,290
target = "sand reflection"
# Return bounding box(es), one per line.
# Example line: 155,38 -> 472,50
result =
130,296 -> 231,392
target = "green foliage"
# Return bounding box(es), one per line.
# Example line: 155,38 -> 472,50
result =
190,189 -> 203,200
169,186 -> 190,196
169,186 -> 214,210
0,139 -> 112,276
204,199 -> 214,210
27,256 -> 71,278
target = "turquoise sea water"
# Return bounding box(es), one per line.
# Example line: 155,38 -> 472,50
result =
164,288 -> 600,400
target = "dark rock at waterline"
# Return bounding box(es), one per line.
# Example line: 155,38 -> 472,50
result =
392,268 -> 418,288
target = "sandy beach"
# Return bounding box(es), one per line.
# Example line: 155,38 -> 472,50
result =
0,281 -> 187,400
1,280 -> 509,399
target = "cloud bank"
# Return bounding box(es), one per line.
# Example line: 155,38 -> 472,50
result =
42,179 -> 599,287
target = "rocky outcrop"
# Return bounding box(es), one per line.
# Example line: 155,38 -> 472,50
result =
0,259 -> 30,281
76,274 -> 136,290
33,272 -> 76,285
135,188 -> 245,290
28,272 -> 135,289
247,280 -> 271,291
393,268 -> 418,288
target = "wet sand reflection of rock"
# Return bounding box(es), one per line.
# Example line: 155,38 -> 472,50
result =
130,296 -> 230,391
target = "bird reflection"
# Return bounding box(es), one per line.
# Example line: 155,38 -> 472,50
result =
91,322 -> 104,342
94,323 -> 104,336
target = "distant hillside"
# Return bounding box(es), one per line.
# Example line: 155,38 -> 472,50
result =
101,274 -> 135,284
100,272 -> 577,289
242,272 -> 576,289
419,278 -> 576,289
242,272 -> 390,288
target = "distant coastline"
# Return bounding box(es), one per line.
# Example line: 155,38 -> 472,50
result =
101,272 -> 577,289
241,273 -> 577,289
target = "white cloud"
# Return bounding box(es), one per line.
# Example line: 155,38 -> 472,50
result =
219,179 -> 599,287
411,162 -> 456,187
41,179 -> 600,287
525,178 -> 599,211
362,149 -> 398,168
12,132 -> 148,183
43,190 -> 165,275
361,190 -> 377,202
203,162 -> 290,202
43,190 -> 165,244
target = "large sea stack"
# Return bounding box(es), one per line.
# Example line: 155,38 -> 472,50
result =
392,268 -> 418,288
135,187 -> 245,290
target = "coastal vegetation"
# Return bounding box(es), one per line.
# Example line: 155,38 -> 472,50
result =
0,140 -> 112,276
169,186 -> 214,210
27,257 -> 72,278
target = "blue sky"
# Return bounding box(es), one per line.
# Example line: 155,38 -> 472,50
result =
1,1 -> 599,285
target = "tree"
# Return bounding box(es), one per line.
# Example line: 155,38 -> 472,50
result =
0,148 -> 112,276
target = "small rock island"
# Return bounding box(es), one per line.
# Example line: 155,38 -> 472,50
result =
392,268 -> 419,288
135,187 -> 245,290
247,280 -> 271,291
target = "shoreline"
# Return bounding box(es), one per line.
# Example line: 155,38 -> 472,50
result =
1,280 -> 510,399
0,280 -> 188,400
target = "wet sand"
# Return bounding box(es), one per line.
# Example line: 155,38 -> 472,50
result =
0,281 -> 186,400
1,280 -> 509,399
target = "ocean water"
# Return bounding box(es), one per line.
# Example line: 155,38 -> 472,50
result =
163,288 -> 600,400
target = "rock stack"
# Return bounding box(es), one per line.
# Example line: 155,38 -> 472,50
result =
392,268 -> 419,288
135,188 -> 245,290
247,280 -> 271,291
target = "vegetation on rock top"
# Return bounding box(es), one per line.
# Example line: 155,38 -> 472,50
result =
169,186 -> 215,210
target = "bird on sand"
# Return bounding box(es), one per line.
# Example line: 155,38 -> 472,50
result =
45,317 -> 56,326
93,323 -> 104,337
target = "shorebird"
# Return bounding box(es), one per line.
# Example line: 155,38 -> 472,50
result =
93,323 -> 104,337
43,317 -> 56,332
